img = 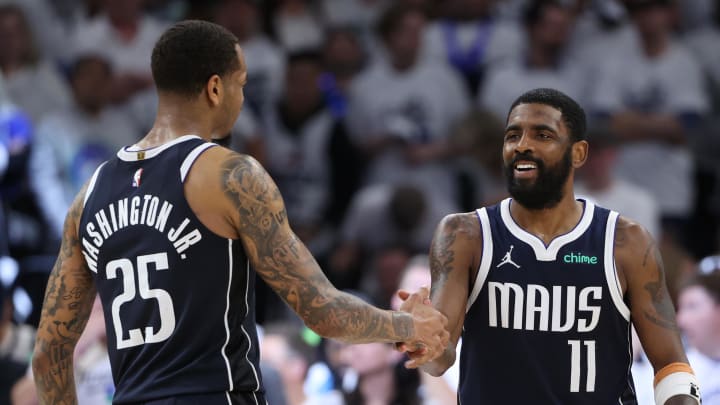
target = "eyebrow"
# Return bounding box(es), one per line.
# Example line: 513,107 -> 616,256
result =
504,124 -> 558,134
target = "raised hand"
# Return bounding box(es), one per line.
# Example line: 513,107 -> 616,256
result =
396,287 -> 449,368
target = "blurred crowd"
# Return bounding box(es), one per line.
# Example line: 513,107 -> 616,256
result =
0,0 -> 719,404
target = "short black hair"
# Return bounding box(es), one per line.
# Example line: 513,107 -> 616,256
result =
508,88 -> 587,142
151,20 -> 241,96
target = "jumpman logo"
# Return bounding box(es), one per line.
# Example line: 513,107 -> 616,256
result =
497,245 -> 521,269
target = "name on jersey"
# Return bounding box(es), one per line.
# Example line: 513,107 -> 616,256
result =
81,194 -> 202,272
488,282 -> 601,333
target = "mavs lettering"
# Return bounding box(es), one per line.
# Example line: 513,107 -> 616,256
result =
487,282 -> 602,332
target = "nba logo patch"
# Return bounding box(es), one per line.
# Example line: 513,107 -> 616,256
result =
132,168 -> 143,187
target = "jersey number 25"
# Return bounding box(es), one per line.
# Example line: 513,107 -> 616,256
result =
106,252 -> 176,349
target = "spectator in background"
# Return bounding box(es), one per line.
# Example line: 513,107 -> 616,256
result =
273,0 -> 324,52
29,54 -> 142,242
330,184 -> 453,301
677,270 -> 720,405
576,129 -> 661,239
261,322 -> 343,405
213,0 -> 285,115
479,0 -> 587,119
683,3 -> 720,112
319,0 -> 389,33
320,26 -> 368,119
261,50 -> 359,257
0,4 -> 72,124
227,108 -> 266,165
341,338 -> 421,405
423,0 -> 523,95
589,0 -> 709,246
347,4 -> 469,213
0,282 -> 34,405
446,108 -> 507,209
70,0 -> 167,103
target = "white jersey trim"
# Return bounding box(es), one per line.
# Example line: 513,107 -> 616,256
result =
604,211 -> 631,321
180,143 -> 216,182
466,208 -> 493,312
83,162 -> 107,208
500,198 -> 595,261
242,260 -> 261,391
222,240 -> 235,391
116,135 -> 202,162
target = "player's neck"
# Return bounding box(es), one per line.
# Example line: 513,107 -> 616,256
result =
509,193 -> 584,245
138,99 -> 215,148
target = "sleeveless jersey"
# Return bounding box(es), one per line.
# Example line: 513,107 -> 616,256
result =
79,135 -> 263,404
459,198 -> 637,405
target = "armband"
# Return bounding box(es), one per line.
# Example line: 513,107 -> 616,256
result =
654,362 -> 701,405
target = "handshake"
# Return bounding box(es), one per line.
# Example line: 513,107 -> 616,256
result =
394,287 -> 450,369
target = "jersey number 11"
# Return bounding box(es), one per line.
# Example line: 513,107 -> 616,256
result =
568,339 -> 596,393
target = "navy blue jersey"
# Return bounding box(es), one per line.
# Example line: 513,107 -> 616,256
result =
459,198 -> 636,405
79,136 -> 264,404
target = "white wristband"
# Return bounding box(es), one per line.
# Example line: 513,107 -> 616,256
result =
654,371 -> 701,405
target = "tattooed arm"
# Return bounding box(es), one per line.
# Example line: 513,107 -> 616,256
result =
615,217 -> 696,404
32,183 -> 97,405
407,212 -> 481,375
220,152 -> 448,348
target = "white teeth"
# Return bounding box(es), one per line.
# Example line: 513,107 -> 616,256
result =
516,164 -> 536,170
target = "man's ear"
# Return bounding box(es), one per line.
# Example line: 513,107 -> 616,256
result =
572,140 -> 588,168
205,74 -> 223,107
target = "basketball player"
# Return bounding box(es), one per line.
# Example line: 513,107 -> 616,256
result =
30,20 -> 449,405
400,88 -> 702,404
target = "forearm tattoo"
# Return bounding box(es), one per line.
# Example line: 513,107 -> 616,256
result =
222,155 -> 412,342
34,189 -> 96,405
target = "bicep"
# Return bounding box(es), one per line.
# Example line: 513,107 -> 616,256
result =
429,213 -> 479,343
621,225 -> 687,371
219,153 -> 332,308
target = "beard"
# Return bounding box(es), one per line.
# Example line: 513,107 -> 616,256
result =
503,147 -> 572,210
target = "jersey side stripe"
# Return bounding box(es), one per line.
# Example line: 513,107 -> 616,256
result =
180,143 -> 216,182
222,239 -> 235,391
466,208 -> 494,312
242,260 -> 261,391
603,211 -> 631,320
83,161 -> 107,208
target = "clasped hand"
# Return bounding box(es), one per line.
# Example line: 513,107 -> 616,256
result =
395,287 -> 449,369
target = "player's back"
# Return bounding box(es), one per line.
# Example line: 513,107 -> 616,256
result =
78,135 -> 263,404
459,198 -> 637,405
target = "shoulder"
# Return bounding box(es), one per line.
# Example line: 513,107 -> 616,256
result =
435,211 -> 481,241
193,145 -> 269,187
613,215 -> 655,272
614,215 -> 652,250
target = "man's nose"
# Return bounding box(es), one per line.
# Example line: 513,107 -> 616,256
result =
515,133 -> 533,154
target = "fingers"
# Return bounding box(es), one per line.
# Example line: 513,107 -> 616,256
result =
416,286 -> 430,301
